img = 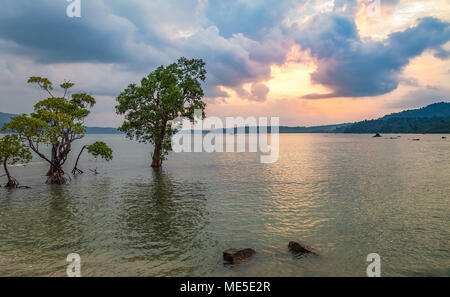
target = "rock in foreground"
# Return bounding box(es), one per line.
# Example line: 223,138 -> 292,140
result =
223,248 -> 256,264
288,241 -> 318,256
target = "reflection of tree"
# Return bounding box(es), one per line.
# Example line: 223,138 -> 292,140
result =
44,185 -> 84,252
118,170 -> 209,262
44,178 -> 113,254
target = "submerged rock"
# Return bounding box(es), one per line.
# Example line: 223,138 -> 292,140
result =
373,133 -> 382,138
223,248 -> 256,264
288,241 -> 318,256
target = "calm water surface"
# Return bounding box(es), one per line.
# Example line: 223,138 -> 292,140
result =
0,134 -> 449,276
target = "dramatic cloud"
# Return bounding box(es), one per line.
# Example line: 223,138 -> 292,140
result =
250,83 -> 270,102
0,1 -> 170,66
295,15 -> 450,99
0,0 -> 449,126
204,0 -> 296,39
0,0 -> 292,100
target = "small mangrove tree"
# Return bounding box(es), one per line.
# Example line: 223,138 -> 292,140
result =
0,135 -> 32,189
2,77 -> 96,184
72,141 -> 113,175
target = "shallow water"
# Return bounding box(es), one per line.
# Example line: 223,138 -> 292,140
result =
0,134 -> 449,276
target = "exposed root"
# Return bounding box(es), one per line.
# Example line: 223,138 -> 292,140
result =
46,171 -> 67,185
71,168 -> 84,175
5,177 -> 19,189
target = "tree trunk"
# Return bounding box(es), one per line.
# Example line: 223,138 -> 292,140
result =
46,167 -> 66,185
72,145 -> 87,175
45,145 -> 66,184
3,157 -> 18,189
151,121 -> 167,168
151,144 -> 162,168
46,145 -> 58,176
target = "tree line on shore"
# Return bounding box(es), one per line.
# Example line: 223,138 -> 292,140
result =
0,57 -> 207,188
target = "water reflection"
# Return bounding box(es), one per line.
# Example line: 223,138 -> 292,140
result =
1,134 -> 449,276
116,169 -> 210,275
43,186 -> 82,251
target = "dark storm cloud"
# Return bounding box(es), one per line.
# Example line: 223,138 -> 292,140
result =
0,1 -> 140,64
0,0 -> 449,102
0,0 -> 290,100
295,15 -> 450,99
204,0 -> 295,39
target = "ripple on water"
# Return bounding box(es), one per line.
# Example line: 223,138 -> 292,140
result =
0,134 -> 449,276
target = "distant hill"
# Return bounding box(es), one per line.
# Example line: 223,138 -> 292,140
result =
2,102 -> 450,135
280,123 -> 352,133
85,127 -> 122,134
206,102 -> 450,134
0,112 -> 16,128
0,111 -> 352,135
208,123 -> 351,134
338,117 -> 450,133
0,112 -> 122,134
339,102 -> 450,134
382,102 -> 450,119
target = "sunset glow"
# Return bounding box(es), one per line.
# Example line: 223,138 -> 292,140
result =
0,0 -> 448,127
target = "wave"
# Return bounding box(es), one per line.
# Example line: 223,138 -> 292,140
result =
11,162 -> 45,167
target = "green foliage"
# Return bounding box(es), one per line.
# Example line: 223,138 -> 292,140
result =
115,57 -> 207,166
2,114 -> 49,143
87,142 -> 113,161
28,76 -> 53,92
1,76 -> 97,183
0,134 -> 32,166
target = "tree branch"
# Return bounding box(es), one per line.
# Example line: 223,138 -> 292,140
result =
28,138 -> 59,170
39,82 -> 55,98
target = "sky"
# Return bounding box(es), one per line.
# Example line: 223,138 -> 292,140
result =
0,0 -> 449,127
